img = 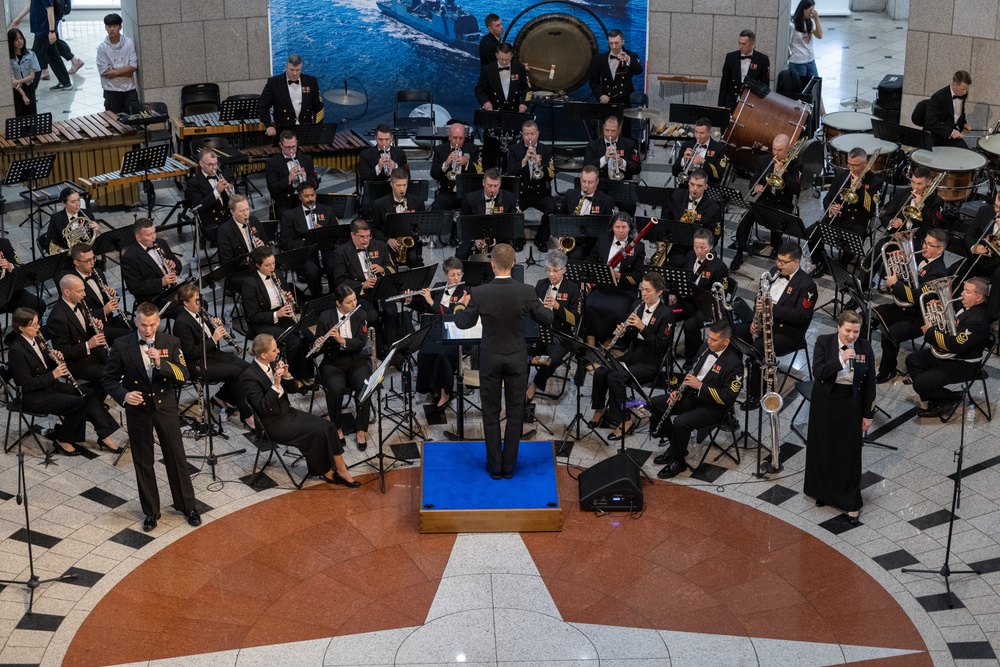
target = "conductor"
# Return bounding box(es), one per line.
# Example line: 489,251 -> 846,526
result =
453,243 -> 553,479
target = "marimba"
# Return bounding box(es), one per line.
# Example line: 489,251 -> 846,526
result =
0,111 -> 139,207
238,130 -> 370,174
78,154 -> 198,203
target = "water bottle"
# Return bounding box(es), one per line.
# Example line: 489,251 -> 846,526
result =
219,407 -> 228,423
189,254 -> 198,277
966,403 -> 975,426
225,308 -> 233,329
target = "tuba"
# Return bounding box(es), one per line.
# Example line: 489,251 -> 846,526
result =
757,271 -> 783,473
881,229 -> 922,307
919,277 -> 960,358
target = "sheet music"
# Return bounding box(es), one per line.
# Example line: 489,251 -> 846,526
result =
445,319 -> 482,340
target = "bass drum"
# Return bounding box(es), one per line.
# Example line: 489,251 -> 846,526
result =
513,14 -> 598,95
911,147 -> 988,202
723,87 -> 812,173
828,134 -> 899,174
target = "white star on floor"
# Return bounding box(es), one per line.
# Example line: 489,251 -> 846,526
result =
113,533 -> 924,666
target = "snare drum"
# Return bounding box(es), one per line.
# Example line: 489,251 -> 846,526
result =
829,134 -> 898,173
911,147 -> 988,202
822,111 -> 875,143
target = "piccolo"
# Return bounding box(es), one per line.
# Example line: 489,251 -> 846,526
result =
307,305 -> 361,357
35,334 -> 84,395
384,282 -> 465,302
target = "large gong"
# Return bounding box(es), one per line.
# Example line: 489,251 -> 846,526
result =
512,14 -> 598,94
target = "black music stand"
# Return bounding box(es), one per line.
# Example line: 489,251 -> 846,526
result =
550,214 -> 611,246
748,203 -> 809,259
201,254 -> 254,319
273,245 -> 319,283
92,225 -> 136,303
219,96 -> 262,148
119,144 -> 170,218
566,259 -> 618,290
668,103 -> 731,130
596,348 -> 655,482
9,253 -> 65,305
276,122 -> 339,147
872,119 -> 934,151
302,225 -> 351,257
385,211 -> 452,242
5,154 -> 56,260
728,334 -> 764,464
551,330 -> 611,454
644,219 -> 696,258
636,185 -> 675,213
822,255 -> 867,319
456,213 -> 525,253
6,113 -> 53,240
707,184 -> 743,209
473,110 -> 532,136
455,173 -> 519,200
814,223 -> 866,278
561,102 -> 624,139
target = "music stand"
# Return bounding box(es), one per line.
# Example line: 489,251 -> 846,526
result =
273,245 -> 319,281
814,224 -> 866,277
302,225 -> 350,255
9,253 -> 66,305
4,154 -> 56,260
456,213 -> 525,251
440,313 -> 483,440
728,334 -> 764,465
551,330 -> 611,453
201,254 -> 254,319
368,263 -> 438,302
872,119 -> 934,151
668,103 -> 731,130
385,211 -> 452,242
706,184 -> 744,209
93,225 -> 139,307
119,144 -> 170,218
550,214 -> 611,244
596,348 -> 655,481
473,109 -> 532,136
748,203 -> 809,258
561,102 -> 624,139
636,185 -> 675,213
276,122 -> 339,147
566,259 -> 618,289
644,219 -> 696,259
219,96 -> 262,150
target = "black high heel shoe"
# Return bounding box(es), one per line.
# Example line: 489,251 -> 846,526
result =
607,421 -> 637,441
98,439 -> 122,454
52,441 -> 81,456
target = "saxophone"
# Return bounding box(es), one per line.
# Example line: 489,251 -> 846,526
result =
757,271 -> 783,473
395,235 -> 415,264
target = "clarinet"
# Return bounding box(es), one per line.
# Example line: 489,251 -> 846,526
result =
79,301 -> 108,348
604,302 -> 645,351
271,272 -> 301,323
653,347 -> 709,434
198,305 -> 244,355
35,335 -> 84,395
93,270 -> 133,330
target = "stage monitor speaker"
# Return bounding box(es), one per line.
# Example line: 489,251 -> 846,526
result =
578,452 -> 643,512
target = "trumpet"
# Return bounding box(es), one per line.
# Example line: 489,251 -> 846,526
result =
307,305 -> 361,357
920,277 -> 960,358
677,142 -> 702,185
395,236 -> 414,264
606,140 -> 624,181
605,302 -> 645,351
900,172 -> 946,224
217,171 -> 236,197
35,334 -> 84,395
290,157 -> 307,185
0,249 -> 17,280
881,229 -> 922,307
447,147 -> 463,181
93,270 -> 132,329
528,143 -> 544,180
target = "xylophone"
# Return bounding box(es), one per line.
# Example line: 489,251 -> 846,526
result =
78,154 -> 198,203
236,129 -> 369,176
172,111 -> 267,139
0,111 -> 139,207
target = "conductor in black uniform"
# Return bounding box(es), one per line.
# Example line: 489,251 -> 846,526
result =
718,29 -> 771,110
279,182 -> 336,298
478,13 -> 503,68
589,29 -> 643,106
505,120 -> 557,251
663,169 -> 724,265
264,130 -> 319,220
671,118 -> 728,185
731,134 -> 802,271
121,218 -> 181,305
922,70 -> 972,148
103,302 -> 201,532
184,149 -> 235,246
259,54 -> 325,137
651,321 -> 743,478
453,243 -> 553,479
369,167 -> 427,267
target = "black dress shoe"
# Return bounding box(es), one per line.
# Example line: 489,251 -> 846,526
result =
186,509 -> 202,527
501,472 -> 514,479
917,401 -> 944,417
607,421 -> 636,441
331,472 -> 361,488
142,513 -> 160,532
729,253 -> 744,271
51,441 -> 81,456
815,500 -> 826,508
490,472 -> 502,480
653,453 -> 671,465
656,460 -> 687,479
938,399 -> 962,422
875,369 -> 899,384
846,511 -> 861,526
357,439 -> 368,451
741,397 -> 761,411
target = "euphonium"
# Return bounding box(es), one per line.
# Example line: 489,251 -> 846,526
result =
558,237 -> 575,253
919,277 -> 960,359
839,147 -> 881,205
395,236 -> 415,263
900,171 -> 946,223
764,137 -> 806,191
881,229 -> 922,307
606,140 -> 624,181
757,270 -> 783,473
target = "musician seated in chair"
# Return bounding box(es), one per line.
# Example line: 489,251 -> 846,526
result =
526,251 -> 581,402
505,120 -> 557,252
956,193 -> 1000,322
241,334 -> 359,487
905,277 -> 991,420
358,124 -> 409,190
63,243 -> 131,343
265,129 -> 320,221
733,241 -> 816,411
0,237 -> 46,317
671,118 -> 728,186
46,188 -> 98,255
369,167 -> 426,268
184,149 -> 235,246
430,122 -> 482,215
583,116 -> 640,214
668,228 -> 729,365
279,182 -> 337,298
650,321 -> 742,479
661,169 -> 723,267
558,165 -> 615,261
589,272 -> 673,438
121,218 -> 181,305
583,212 -> 645,347
45,274 -> 110,398
455,168 -> 520,261
873,228 -> 948,384
173,284 -> 250,426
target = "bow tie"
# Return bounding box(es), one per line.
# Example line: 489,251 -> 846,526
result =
394,200 -> 406,206
644,308 -> 653,315
609,55 -> 619,61
288,80 -> 299,86
581,194 -> 591,200
689,199 -> 698,205
953,94 -> 967,100
614,240 -> 623,246
740,54 -> 752,60
498,66 -> 510,71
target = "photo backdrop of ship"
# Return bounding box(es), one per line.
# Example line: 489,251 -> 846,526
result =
269,0 -> 648,130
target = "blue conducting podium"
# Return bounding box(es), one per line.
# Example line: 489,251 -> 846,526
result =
419,440 -> 564,533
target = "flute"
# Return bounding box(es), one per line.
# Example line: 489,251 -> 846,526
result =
384,282 -> 465,303
35,335 -> 84,395
307,305 -> 361,357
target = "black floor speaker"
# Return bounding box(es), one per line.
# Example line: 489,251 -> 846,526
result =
578,451 -> 643,512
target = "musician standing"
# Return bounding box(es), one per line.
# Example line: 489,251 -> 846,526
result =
173,284 -> 250,425
672,228 -> 728,364
804,310 -> 874,525
662,169 -> 724,266
478,13 -> 503,68
184,149 -> 235,245
243,246 -> 313,382
315,285 -> 372,451
103,302 -> 201,532
589,29 -> 643,107
505,120 -> 557,252
358,124 -> 410,188
583,116 -> 641,213
258,54 -> 325,136
923,70 -> 972,148
960,194 -> 1000,321
241,334 -> 359,486
475,42 -> 531,170
731,134 -> 802,271
454,243 -> 553,479
584,212 -> 645,346
873,229 -> 949,384
650,321 -> 742,478
718,29 -> 770,110
10,307 -> 121,456
46,187 -> 98,255
430,122 -> 483,214
590,272 -> 673,438
265,129 -> 319,220
279,182 -> 336,298
369,167 -> 427,267
45,274 -> 110,397
65,243 -> 131,342
95,13 -> 139,113
121,218 -> 180,305
671,118 -> 728,186
526,251 -> 581,402
734,242 -> 816,410
906,277 -> 991,419
456,168 -> 520,260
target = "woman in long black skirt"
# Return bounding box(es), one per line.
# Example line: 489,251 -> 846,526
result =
804,310 -> 875,524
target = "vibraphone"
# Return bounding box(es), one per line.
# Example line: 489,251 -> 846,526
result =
237,130 -> 369,175
0,111 -> 139,207
78,154 -> 198,204
172,111 -> 267,139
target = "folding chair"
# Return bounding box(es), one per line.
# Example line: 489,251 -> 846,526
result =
244,404 -> 306,489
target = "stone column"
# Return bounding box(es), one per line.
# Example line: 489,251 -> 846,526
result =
647,0 -> 792,111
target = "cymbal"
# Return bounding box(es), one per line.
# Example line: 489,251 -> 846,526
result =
840,98 -> 872,111
624,108 -> 661,120
325,89 -> 367,105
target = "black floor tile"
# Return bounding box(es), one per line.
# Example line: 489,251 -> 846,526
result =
8,528 -> 61,550
0,489 -> 13,502
872,549 -> 920,571
916,592 -> 965,612
819,514 -> 862,535
109,528 -> 155,549
778,442 -> 803,465
908,509 -> 953,531
192,498 -> 213,515
948,641 -> 996,660
239,471 -> 279,491
690,462 -> 727,483
15,612 -> 64,631
967,556 -> 1000,574
79,486 -> 128,509
554,439 -> 575,458
859,470 -> 886,490
757,485 -> 798,506
949,454 -> 1000,481
391,441 -> 421,460
61,566 -> 105,588
75,446 -> 99,460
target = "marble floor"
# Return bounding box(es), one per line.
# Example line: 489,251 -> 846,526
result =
1,9 -> 999,667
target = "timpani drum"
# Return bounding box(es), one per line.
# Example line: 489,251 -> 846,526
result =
910,147 -> 988,202
977,133 -> 1000,172
822,111 -> 875,143
829,134 -> 898,174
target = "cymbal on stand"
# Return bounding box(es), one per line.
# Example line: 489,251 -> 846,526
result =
839,98 -> 872,111
624,108 -> 661,120
325,89 -> 367,106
